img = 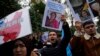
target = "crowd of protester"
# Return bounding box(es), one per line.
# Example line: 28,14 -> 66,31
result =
0,17 -> 71,56
0,17 -> 100,56
0,0 -> 100,56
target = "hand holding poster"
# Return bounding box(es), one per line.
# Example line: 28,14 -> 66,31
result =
42,0 -> 65,31
0,7 -> 32,44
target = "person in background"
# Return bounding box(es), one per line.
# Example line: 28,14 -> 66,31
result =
31,48 -> 41,56
13,38 -> 28,56
74,21 -> 84,37
81,20 -> 100,56
71,20 -> 100,56
70,21 -> 84,56
33,33 -> 43,49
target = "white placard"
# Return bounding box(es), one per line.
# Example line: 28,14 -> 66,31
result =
42,0 -> 65,31
0,7 -> 32,44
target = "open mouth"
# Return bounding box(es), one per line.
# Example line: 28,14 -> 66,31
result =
51,39 -> 55,41
16,54 -> 22,56
15,52 -> 22,56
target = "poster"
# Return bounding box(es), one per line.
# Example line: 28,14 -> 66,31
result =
0,7 -> 32,44
41,31 -> 49,43
66,0 -> 95,23
87,0 -> 100,17
42,0 -> 65,31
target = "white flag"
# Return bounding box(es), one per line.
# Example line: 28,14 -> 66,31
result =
0,7 -> 32,44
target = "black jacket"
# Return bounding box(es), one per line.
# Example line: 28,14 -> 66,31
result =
40,22 -> 72,56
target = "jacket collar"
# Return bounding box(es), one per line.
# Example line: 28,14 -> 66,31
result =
84,32 -> 100,40
74,31 -> 83,37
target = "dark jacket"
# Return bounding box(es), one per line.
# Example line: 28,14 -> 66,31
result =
70,33 -> 100,56
81,33 -> 100,56
40,22 -> 72,56
70,35 -> 84,56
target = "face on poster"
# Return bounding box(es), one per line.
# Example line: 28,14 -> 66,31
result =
45,10 -> 62,29
42,0 -> 64,31
66,0 -> 94,22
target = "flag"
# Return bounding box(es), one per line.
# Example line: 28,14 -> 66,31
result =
0,7 -> 32,44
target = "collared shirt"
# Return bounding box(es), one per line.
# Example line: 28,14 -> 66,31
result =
83,32 -> 100,56
84,32 -> 100,40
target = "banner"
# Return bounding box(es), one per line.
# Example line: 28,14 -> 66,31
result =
42,0 -> 65,31
0,7 -> 32,44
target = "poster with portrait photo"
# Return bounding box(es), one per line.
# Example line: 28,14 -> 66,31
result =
79,9 -> 93,23
42,0 -> 65,31
66,0 -> 94,23
67,0 -> 87,14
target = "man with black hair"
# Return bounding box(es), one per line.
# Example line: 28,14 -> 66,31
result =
82,20 -> 100,56
40,17 -> 72,56
71,20 -> 100,56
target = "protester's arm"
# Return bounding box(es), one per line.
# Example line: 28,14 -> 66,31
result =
59,21 -> 72,49
55,15 -> 71,56
57,21 -> 71,56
